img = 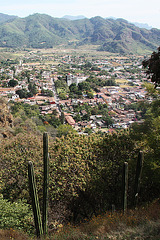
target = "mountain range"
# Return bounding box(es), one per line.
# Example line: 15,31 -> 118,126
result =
0,13 -> 159,54
63,15 -> 153,30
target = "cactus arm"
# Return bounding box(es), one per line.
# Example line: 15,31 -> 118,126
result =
42,132 -> 49,235
28,161 -> 43,237
134,151 -> 143,207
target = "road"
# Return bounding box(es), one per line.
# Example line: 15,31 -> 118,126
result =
52,78 -> 61,113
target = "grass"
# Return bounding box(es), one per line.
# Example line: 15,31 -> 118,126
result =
115,79 -> 131,88
1,200 -> 160,239
115,79 -> 128,84
0,229 -> 30,240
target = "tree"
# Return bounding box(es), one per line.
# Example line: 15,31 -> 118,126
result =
69,83 -> 78,93
8,79 -> 18,87
28,83 -> 38,95
16,89 -> 28,98
41,89 -> 53,97
84,127 -> 93,134
102,114 -> 113,127
142,47 -> 160,87
78,82 -> 90,91
73,113 -> 81,122
60,112 -> 65,124
87,91 -> 94,99
57,124 -> 77,137
59,92 -> 68,100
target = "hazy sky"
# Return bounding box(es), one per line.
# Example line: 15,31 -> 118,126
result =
1,0 -> 160,29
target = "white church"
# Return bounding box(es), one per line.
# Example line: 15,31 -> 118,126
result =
66,73 -> 88,86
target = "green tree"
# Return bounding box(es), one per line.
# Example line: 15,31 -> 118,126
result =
78,82 -> 91,91
60,112 -> 65,124
28,83 -> 38,95
74,113 -> 81,122
102,114 -> 113,126
69,83 -> 78,93
16,89 -> 28,98
84,127 -> 93,134
87,91 -> 94,99
8,79 -> 18,87
59,92 -> 68,100
41,89 -> 53,97
142,47 -> 160,87
57,124 -> 77,137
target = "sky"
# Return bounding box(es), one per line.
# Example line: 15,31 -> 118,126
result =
1,0 -> 160,29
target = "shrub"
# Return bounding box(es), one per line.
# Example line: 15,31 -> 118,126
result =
0,195 -> 34,234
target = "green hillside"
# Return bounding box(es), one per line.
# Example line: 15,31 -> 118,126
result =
0,13 -> 17,24
0,13 -> 159,53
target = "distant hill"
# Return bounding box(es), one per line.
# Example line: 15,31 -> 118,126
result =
0,13 -> 17,24
132,22 -> 152,30
106,17 -> 153,30
62,15 -> 86,20
0,13 -> 159,54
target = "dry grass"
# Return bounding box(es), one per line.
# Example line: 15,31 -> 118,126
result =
115,79 -> 128,84
53,199 -> 160,240
1,200 -> 160,240
0,228 -> 31,240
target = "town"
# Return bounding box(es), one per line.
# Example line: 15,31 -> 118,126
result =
0,47 -> 151,134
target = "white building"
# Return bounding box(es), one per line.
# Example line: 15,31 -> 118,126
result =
66,73 -> 87,86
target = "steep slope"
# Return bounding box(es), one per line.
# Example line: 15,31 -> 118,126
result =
0,13 -> 159,54
97,18 -> 159,54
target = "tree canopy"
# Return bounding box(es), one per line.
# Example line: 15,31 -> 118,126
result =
142,47 -> 160,87
8,79 -> 18,87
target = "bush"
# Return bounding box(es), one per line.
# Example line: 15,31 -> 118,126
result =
1,129 -> 160,226
0,195 -> 34,234
0,132 -> 137,225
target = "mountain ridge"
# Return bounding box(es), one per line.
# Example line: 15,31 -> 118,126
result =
0,13 -> 18,24
0,13 -> 159,54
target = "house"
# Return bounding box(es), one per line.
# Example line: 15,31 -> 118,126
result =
0,87 -> 16,95
65,115 -> 76,126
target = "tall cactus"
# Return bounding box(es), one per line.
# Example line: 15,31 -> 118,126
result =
42,132 -> 49,235
134,151 -> 143,207
28,132 -> 49,237
28,161 -> 43,237
122,162 -> 128,213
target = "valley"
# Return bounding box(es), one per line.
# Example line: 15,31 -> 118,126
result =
0,46 -> 152,135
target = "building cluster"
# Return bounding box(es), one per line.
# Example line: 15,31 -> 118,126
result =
0,51 -> 152,134
57,82 -> 148,132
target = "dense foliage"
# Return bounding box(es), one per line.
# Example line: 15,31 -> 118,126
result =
142,47 -> 160,87
0,195 -> 33,233
0,123 -> 159,226
16,83 -> 37,98
0,47 -> 160,232
1,92 -> 160,232
0,132 -> 136,227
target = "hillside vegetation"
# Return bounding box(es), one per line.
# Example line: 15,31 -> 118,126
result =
0,14 -> 159,54
0,85 -> 160,238
0,48 -> 160,238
